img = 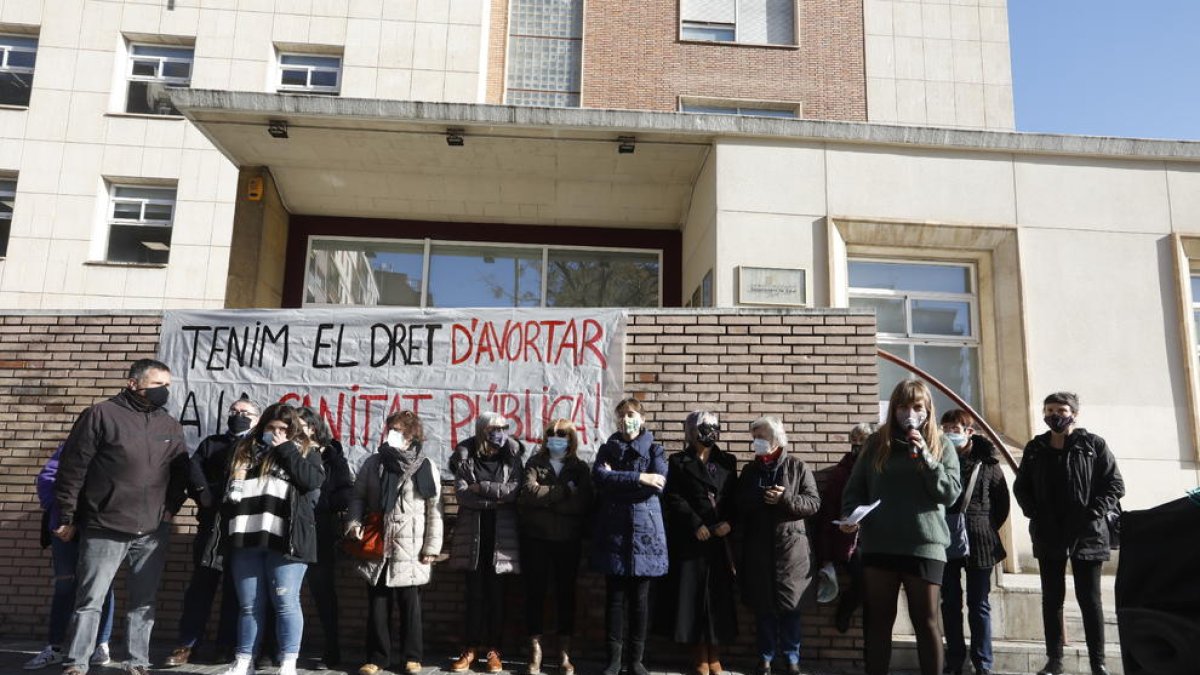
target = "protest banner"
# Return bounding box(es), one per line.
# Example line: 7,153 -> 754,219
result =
158,308 -> 627,469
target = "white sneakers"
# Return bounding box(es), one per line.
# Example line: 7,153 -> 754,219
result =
278,654 -> 299,675
219,655 -> 257,675
90,643 -> 111,666
23,645 -> 63,670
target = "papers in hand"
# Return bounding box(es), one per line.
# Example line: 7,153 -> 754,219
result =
833,499 -> 881,526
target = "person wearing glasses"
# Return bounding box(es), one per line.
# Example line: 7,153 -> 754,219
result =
736,416 -> 821,675
517,418 -> 594,675
447,412 -> 526,674
658,411 -> 739,675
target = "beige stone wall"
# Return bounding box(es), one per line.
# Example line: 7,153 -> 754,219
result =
863,0 -> 1015,129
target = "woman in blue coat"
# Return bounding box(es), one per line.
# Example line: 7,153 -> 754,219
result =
591,397 -> 668,675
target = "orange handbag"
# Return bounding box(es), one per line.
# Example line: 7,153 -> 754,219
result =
343,512 -> 385,561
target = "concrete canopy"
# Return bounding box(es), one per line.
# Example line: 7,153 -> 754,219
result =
171,90 -> 714,229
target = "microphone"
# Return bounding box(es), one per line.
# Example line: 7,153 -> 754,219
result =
904,419 -> 921,458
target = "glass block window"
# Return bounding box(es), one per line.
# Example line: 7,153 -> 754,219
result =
682,101 -> 799,118
0,34 -> 37,107
680,0 -> 796,46
106,185 -> 176,264
126,43 -> 193,115
848,259 -> 981,415
505,0 -> 582,108
304,237 -> 662,308
277,53 -> 341,95
0,177 -> 15,256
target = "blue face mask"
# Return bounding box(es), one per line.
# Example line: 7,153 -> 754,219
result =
260,431 -> 274,446
945,432 -> 968,448
486,429 -> 508,448
545,436 -> 569,458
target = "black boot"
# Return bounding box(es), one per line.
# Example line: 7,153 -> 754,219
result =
602,641 -> 623,675
629,640 -> 649,675
1036,659 -> 1063,675
1090,662 -> 1110,675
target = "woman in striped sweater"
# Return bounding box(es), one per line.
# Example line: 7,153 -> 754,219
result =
219,403 -> 326,675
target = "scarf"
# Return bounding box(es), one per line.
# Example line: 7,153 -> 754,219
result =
379,441 -> 435,513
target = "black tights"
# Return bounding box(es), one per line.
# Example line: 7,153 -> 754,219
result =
862,566 -> 943,675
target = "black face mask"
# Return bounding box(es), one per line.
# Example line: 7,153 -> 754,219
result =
228,415 -> 253,435
697,423 -> 720,447
140,385 -> 169,408
1044,414 -> 1073,434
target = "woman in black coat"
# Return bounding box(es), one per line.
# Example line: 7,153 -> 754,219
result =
736,416 -> 821,675
658,410 -> 738,675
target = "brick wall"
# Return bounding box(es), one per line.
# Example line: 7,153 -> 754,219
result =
581,0 -> 867,118
0,310 -> 877,671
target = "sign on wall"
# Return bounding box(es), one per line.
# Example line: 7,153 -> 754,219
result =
158,308 -> 627,470
737,266 -> 807,306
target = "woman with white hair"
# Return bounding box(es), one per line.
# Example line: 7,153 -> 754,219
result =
736,416 -> 821,675
657,410 -> 739,675
447,412 -> 526,674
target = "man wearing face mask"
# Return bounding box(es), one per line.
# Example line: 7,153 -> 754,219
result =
165,396 -> 261,667
54,359 -> 190,675
1014,392 -> 1124,675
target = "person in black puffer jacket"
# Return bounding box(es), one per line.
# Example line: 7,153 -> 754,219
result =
938,409 -> 1010,675
1013,392 -> 1124,675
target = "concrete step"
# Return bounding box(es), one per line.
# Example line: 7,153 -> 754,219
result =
995,572 -> 1120,645
891,636 -> 1124,675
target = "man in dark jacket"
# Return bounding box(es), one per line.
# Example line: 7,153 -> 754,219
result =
54,359 -> 190,675
1014,392 -> 1124,675
164,395 -> 260,667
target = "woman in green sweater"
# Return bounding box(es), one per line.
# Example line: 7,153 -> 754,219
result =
841,380 -> 961,675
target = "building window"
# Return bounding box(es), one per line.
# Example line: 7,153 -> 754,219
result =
848,259 -> 981,415
680,0 -> 796,46
0,34 -> 37,107
305,237 -> 662,308
106,185 -> 176,264
505,0 -> 583,108
277,52 -> 341,95
681,101 -> 799,118
125,43 -> 192,115
1192,275 -> 1200,360
0,177 -> 14,256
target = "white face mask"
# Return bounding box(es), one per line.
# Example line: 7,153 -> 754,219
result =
894,408 -> 927,431
386,430 -> 406,449
622,413 -> 643,437
945,432 -> 968,448
751,438 -> 773,456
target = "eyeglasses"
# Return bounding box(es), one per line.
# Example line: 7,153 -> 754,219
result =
550,429 -> 571,438
229,410 -> 256,418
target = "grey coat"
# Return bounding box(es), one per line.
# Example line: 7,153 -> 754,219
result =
347,453 -> 444,587
448,447 -> 523,574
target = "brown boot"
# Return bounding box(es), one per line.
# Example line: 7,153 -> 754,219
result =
450,648 -> 476,673
485,650 -> 503,673
692,644 -> 710,675
559,637 -> 575,675
528,636 -> 542,675
707,644 -> 723,675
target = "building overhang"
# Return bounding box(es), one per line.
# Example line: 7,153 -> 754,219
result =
172,89 -> 1200,228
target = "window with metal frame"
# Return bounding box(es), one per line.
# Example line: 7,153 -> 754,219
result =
0,177 -> 15,257
680,0 -> 796,46
0,34 -> 37,107
106,185 -> 176,265
505,0 -> 583,108
681,101 -> 799,118
848,259 -> 982,415
126,43 -> 192,115
304,237 -> 663,308
277,53 -> 341,95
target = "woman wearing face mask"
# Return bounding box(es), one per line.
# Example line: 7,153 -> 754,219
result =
218,404 -> 326,675
591,397 -> 668,675
938,409 -> 1010,675
840,380 -> 961,675
347,410 -> 442,675
736,416 -> 821,675
517,418 -> 594,675
448,412 -> 525,674
1013,393 -> 1123,675
811,422 -> 876,634
657,410 -> 738,675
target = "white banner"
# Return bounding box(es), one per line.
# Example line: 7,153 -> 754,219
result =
158,308 -> 627,470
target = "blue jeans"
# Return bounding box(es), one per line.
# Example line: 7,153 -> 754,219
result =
229,548 -> 307,659
941,559 -> 994,671
49,536 -> 115,647
755,610 -> 802,664
66,524 -> 170,672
